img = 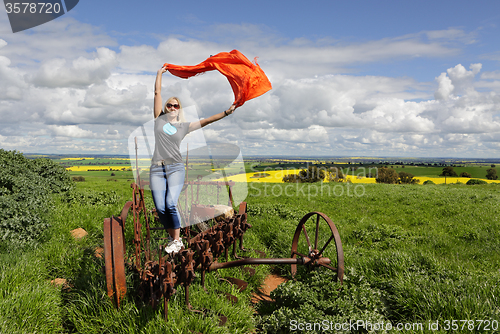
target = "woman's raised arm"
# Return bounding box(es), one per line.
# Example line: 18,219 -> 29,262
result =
154,66 -> 167,119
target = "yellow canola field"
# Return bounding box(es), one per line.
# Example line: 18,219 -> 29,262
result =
214,170 -> 376,183
64,165 -> 500,185
61,157 -> 95,160
220,169 -> 301,183
214,171 -> 500,184
66,166 -> 131,171
415,177 -> 500,184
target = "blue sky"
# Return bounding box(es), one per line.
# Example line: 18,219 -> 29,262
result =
1,0 -> 500,157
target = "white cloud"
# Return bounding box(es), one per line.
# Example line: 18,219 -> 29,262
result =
48,125 -> 95,138
435,72 -> 454,100
434,63 -> 483,100
1,20 -> 500,157
31,47 -> 117,88
0,56 -> 26,100
0,17 -> 116,66
425,28 -> 477,44
81,83 -> 147,108
245,125 -> 328,143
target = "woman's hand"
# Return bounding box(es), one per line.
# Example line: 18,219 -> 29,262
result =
225,104 -> 237,116
158,65 -> 168,75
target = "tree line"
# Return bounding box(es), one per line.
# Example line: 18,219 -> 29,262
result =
281,165 -> 497,184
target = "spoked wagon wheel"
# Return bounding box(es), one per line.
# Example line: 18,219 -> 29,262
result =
290,212 -> 344,284
103,216 -> 127,306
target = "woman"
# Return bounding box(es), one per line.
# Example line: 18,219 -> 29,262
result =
151,65 -> 236,254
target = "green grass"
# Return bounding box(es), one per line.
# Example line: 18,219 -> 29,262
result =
247,182 -> 500,333
1,177 -> 267,333
1,178 -> 500,333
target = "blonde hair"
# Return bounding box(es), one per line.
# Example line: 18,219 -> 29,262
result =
164,97 -> 186,122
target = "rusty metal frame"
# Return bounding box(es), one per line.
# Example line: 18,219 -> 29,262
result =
103,183 -> 344,321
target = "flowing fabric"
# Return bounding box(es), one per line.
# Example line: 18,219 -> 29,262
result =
164,50 -> 272,107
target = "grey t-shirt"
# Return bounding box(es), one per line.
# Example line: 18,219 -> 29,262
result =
151,113 -> 190,164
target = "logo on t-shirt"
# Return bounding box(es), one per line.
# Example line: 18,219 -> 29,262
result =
163,123 -> 177,135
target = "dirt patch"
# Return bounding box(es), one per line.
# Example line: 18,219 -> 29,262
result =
251,274 -> 288,303
70,228 -> 88,239
50,278 -> 71,290
95,247 -> 104,259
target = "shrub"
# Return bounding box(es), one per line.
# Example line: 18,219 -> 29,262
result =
398,171 -> 420,184
298,166 -> 325,183
72,176 -> 85,182
282,174 -> 300,183
0,150 -> 73,247
423,180 -> 435,185
460,172 -> 472,178
376,167 -> 398,184
251,173 -> 270,178
326,167 -> 345,182
466,179 -> 487,185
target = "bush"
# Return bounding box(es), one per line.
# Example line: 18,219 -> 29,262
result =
251,173 -> 270,178
72,176 -> 85,182
298,166 -> 326,183
398,171 -> 420,184
376,167 -> 398,184
460,172 -> 472,178
282,166 -> 328,183
0,150 -> 73,247
466,179 -> 487,185
423,180 -> 435,185
282,174 -> 300,183
326,167 -> 345,182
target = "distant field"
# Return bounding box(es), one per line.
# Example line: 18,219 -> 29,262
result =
213,164 -> 500,184
66,161 -> 500,185
41,153 -> 500,185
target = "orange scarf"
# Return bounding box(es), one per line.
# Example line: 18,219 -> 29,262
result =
164,50 -> 272,107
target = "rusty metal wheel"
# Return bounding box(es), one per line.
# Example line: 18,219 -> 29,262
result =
103,216 -> 127,306
290,212 -> 344,283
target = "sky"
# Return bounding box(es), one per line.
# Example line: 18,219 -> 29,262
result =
1,0 -> 500,158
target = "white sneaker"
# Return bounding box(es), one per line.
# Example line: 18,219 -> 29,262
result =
165,239 -> 183,254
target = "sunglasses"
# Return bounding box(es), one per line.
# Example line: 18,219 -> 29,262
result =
166,103 -> 180,109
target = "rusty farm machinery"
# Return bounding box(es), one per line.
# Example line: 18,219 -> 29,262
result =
102,145 -> 344,321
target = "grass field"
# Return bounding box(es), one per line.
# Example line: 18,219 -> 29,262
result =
1,169 -> 499,333
64,160 -> 500,185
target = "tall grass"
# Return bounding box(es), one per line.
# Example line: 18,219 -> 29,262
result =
1,176 -> 499,333
248,182 -> 500,333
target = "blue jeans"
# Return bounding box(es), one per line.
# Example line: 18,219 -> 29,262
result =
149,163 -> 185,229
